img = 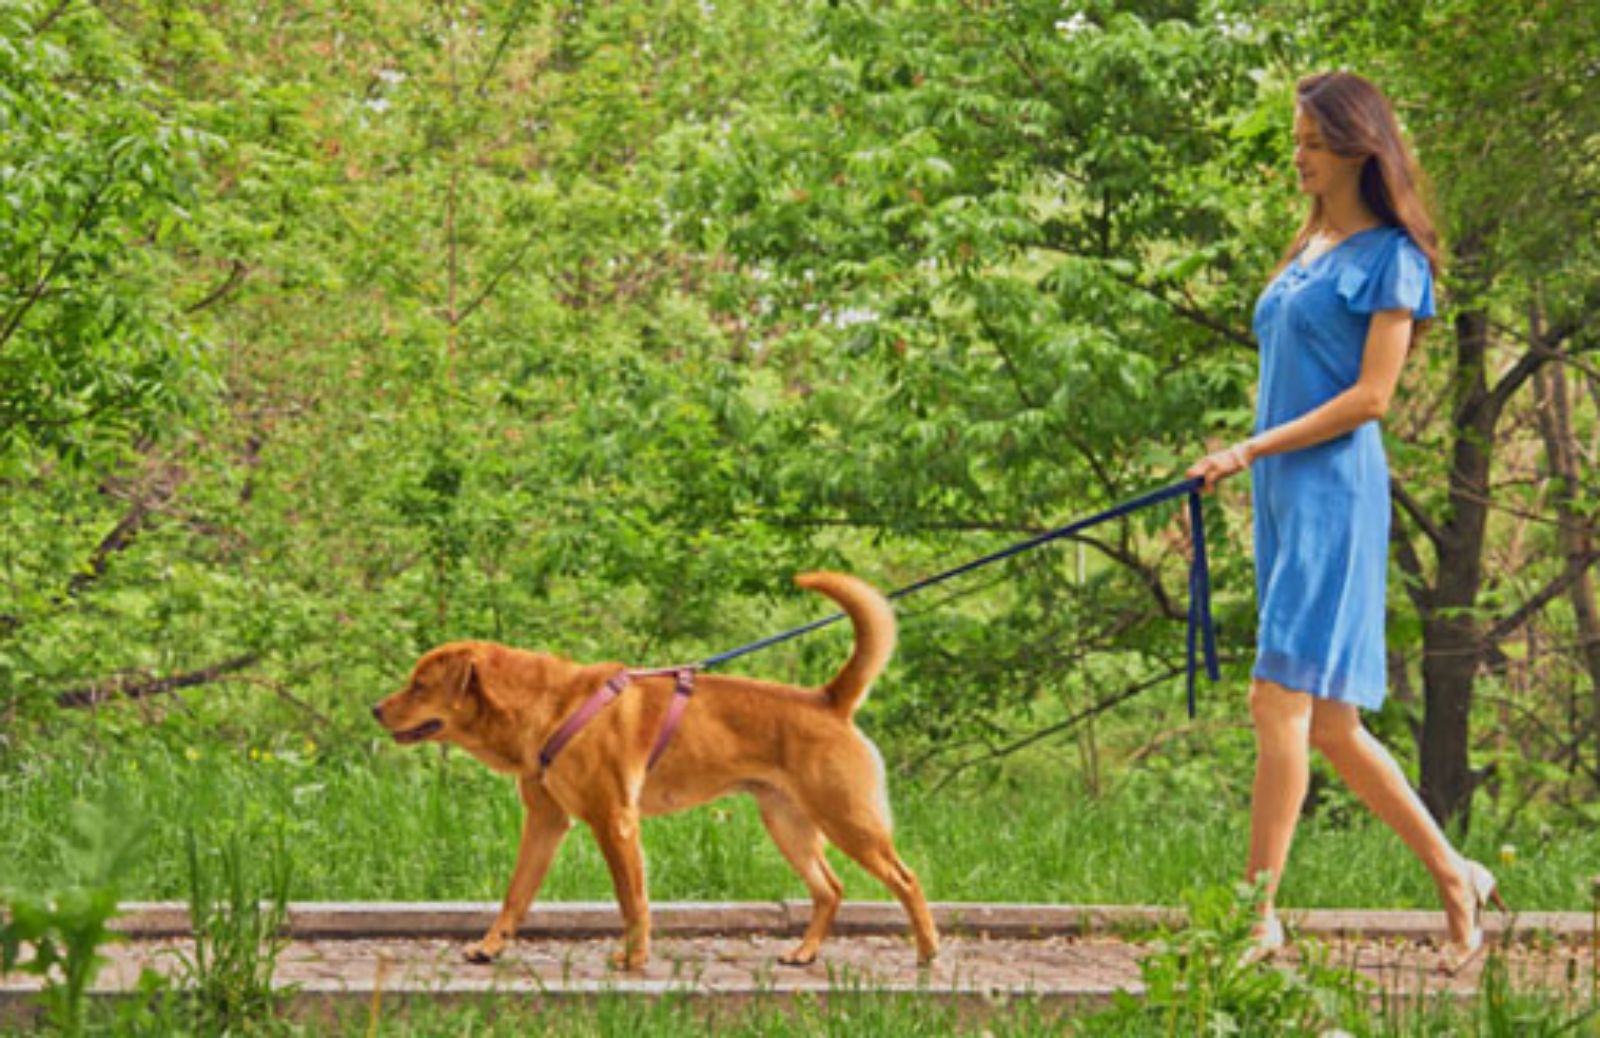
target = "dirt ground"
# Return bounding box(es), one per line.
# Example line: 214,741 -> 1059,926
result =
11,930 -> 1597,1002
2,903 -> 1594,1020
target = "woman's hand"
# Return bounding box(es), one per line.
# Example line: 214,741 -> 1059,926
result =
1187,441 -> 1254,492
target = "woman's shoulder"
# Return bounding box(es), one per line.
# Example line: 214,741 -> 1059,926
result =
1345,224 -> 1407,256
1336,225 -> 1436,317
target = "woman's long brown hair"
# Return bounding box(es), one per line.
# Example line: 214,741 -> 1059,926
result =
1281,72 -> 1443,282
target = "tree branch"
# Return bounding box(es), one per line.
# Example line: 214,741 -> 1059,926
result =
1482,343 -> 1554,425
454,230 -> 543,326
65,502 -> 157,600
1479,547 -> 1600,654
0,183 -> 104,353
55,654 -> 259,709
1389,499 -> 1434,616
1100,267 -> 1258,351
32,0 -> 73,34
183,259 -> 250,314
930,664 -> 1185,792
1391,477 -> 1445,553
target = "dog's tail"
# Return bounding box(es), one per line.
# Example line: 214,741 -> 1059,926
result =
796,571 -> 896,718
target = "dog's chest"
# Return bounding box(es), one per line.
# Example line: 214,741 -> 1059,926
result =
463,743 -> 521,773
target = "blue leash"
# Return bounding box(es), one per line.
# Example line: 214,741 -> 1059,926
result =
697,476 -> 1220,718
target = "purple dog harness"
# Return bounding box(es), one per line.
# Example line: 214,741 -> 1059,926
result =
538,666 -> 696,773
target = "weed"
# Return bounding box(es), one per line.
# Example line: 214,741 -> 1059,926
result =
174,824 -> 294,1033
0,800 -> 144,1035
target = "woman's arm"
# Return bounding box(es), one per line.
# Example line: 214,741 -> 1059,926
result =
1188,309 -> 1413,491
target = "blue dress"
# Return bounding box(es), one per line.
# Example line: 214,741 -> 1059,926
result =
1250,226 -> 1435,710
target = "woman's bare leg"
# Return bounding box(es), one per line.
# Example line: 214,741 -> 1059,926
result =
1246,679 -> 1315,916
1307,699 -> 1473,942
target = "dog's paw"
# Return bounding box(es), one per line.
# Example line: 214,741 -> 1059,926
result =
778,944 -> 819,967
608,948 -> 649,972
462,938 -> 504,964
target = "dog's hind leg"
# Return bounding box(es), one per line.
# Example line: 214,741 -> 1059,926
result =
589,804 -> 652,970
814,812 -> 940,965
754,788 -> 844,966
465,776 -> 572,964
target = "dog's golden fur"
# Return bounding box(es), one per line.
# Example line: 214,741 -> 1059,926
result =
372,572 -> 938,970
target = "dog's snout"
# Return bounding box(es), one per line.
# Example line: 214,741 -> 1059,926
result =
371,703 -> 384,722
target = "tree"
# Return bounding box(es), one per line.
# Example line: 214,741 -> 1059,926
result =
1288,0 -> 1600,825
0,0 -> 215,466
668,0 -> 1281,746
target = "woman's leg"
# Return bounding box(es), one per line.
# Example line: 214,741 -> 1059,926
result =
1246,679 -> 1315,916
1306,699 -> 1473,942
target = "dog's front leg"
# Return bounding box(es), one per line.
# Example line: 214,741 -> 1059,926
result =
590,804 -> 651,970
464,776 -> 571,964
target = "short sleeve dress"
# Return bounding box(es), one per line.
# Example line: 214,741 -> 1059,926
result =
1250,225 -> 1435,710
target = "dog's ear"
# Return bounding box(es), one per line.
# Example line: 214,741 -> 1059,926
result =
446,651 -> 503,713
448,653 -> 480,705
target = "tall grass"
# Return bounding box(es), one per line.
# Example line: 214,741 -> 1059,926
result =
2,720 -> 1596,912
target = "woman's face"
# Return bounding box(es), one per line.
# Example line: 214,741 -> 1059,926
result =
1293,108 -> 1366,198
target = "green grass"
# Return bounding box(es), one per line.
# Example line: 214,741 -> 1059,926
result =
6,980 -> 1594,1037
3,716 -> 1597,1037
2,716 -> 1597,914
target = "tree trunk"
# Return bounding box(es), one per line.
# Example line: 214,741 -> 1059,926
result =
1417,308 -> 1495,828
1532,360 -> 1600,758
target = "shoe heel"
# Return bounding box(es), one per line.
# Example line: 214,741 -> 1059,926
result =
1439,859 -> 1503,975
1465,859 -> 1507,913
1238,914 -> 1284,968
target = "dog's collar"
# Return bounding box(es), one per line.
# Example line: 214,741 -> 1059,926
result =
538,667 -> 696,773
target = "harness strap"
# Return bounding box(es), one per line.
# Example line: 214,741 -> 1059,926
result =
539,671 -> 629,771
538,667 -> 698,773
647,669 -> 696,770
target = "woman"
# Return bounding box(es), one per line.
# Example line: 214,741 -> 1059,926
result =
1187,71 -> 1502,972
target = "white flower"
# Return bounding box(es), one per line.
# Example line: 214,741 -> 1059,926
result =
828,306 -> 877,329
1055,12 -> 1093,36
1214,12 -> 1253,40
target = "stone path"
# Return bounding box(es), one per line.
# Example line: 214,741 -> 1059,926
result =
2,902 -> 1594,1016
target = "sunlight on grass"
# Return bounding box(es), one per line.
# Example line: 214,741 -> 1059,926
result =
2,727 -> 1595,913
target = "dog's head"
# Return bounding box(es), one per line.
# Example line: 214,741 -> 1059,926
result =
371,643 -> 495,747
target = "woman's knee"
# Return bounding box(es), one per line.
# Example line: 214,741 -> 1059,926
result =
1249,680 -> 1312,736
1308,701 -> 1361,756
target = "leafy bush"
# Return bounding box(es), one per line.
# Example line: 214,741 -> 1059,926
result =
0,801 -> 145,1035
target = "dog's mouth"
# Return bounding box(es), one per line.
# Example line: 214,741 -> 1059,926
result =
392,719 -> 445,744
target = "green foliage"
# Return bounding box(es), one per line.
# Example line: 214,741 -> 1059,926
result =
1083,880 -> 1375,1036
0,0 -> 1595,975
0,0 -> 218,466
177,825 -> 293,1034
11,0 -> 1585,776
0,800 -> 144,1035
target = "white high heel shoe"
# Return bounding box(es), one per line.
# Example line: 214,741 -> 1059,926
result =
1439,858 -> 1506,975
1238,912 -> 1285,967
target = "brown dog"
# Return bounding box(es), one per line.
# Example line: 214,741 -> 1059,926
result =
371,572 -> 939,970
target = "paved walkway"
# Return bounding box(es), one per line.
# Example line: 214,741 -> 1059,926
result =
2,902 -> 1594,1015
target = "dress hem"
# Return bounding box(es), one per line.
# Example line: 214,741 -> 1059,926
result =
1252,651 -> 1385,712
